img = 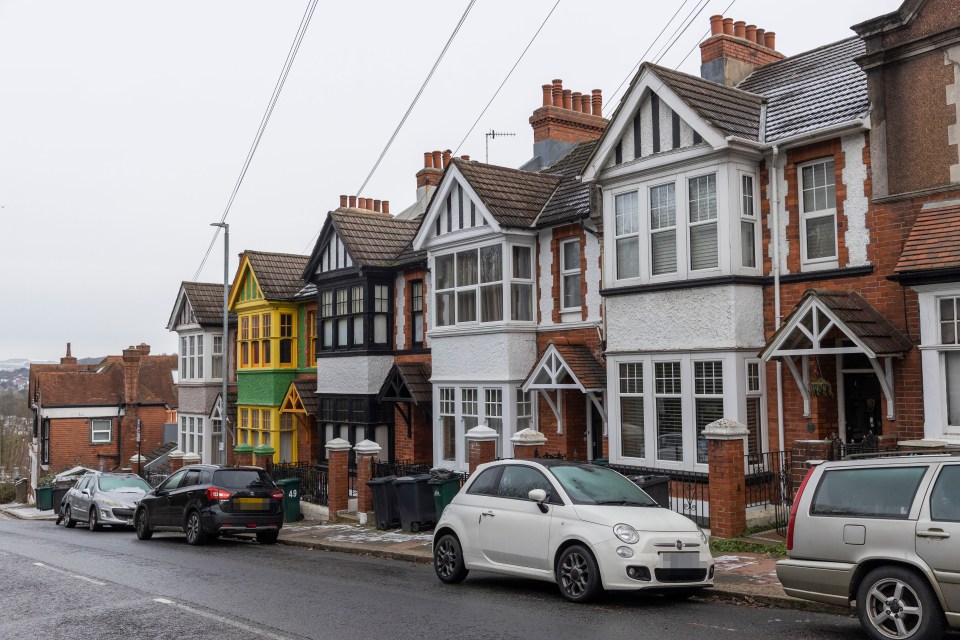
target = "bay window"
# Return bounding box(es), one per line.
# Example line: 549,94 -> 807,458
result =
650,183 -> 677,275
516,389 -> 534,430
374,285 -> 390,344
619,363 -> 644,458
319,283 -> 392,350
655,362 -> 682,462
212,335 -> 223,379
800,158 -> 837,266
511,246 -> 533,321
560,239 -> 582,310
480,245 -> 503,322
350,286 -> 363,345
440,388 -> 456,460
688,173 -> 718,271
279,313 -> 293,364
740,174 -> 758,269
694,361 -> 723,464
180,335 -> 203,380
485,388 -> 503,456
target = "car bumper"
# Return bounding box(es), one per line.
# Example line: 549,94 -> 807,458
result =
96,506 -> 137,526
200,508 -> 284,534
776,559 -> 855,607
593,537 -> 715,591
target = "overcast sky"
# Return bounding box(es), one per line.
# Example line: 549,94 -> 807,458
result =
0,0 -> 901,362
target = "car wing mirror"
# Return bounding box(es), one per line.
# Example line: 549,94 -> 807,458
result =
81,489 -> 90,496
528,488 -> 549,513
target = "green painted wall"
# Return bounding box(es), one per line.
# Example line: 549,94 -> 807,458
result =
237,370 -> 299,406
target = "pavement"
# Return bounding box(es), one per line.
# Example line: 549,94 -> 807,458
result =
0,501 -> 848,615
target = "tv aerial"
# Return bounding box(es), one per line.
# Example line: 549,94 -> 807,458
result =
485,129 -> 516,163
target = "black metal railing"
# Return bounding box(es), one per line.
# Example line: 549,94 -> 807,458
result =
599,462 -> 710,528
744,450 -> 792,508
271,462 -> 329,505
144,463 -> 171,488
373,461 -> 432,478
828,432 -> 897,460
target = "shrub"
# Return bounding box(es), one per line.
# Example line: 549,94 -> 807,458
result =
0,483 -> 16,504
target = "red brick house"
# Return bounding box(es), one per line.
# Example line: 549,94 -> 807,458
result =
29,343 -> 177,481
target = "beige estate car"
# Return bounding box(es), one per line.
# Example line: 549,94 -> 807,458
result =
777,453 -> 960,640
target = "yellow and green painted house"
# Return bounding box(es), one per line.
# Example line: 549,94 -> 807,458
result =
228,250 -> 318,464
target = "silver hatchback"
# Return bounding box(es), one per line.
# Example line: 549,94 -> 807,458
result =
778,453 -> 960,640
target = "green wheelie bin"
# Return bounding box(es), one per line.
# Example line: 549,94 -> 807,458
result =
428,468 -> 461,518
275,478 -> 302,523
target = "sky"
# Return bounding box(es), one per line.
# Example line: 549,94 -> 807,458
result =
0,0 -> 902,362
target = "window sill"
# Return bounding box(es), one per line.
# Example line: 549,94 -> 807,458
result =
800,260 -> 840,272
427,322 -> 538,338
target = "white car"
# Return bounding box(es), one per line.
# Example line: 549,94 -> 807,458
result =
432,459 -> 714,602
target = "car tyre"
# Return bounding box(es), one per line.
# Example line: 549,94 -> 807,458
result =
64,505 -> 76,528
256,530 -> 279,545
88,508 -> 102,532
184,511 -> 208,546
856,566 -> 945,640
434,534 -> 468,584
135,508 -> 153,540
556,544 -> 602,603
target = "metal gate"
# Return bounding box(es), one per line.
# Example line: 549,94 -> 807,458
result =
745,450 -> 793,536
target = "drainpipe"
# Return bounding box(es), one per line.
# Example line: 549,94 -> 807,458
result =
770,145 -> 785,452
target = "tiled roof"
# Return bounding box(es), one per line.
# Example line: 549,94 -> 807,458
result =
330,209 -> 422,267
535,140 -> 598,228
182,282 -> 236,326
738,37 -> 868,142
378,361 -> 432,405
452,159 -> 561,228
553,344 -> 606,390
646,62 -> 764,140
33,355 -> 178,408
245,251 -> 310,300
896,203 -> 960,274
292,379 -> 319,416
766,290 -> 913,359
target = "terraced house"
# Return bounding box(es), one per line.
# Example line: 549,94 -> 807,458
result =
228,250 -> 317,464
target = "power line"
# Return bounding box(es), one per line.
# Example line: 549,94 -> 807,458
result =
651,0 -> 712,65
354,0 -> 476,196
673,0 -> 736,69
193,0 -> 319,281
301,0 -> 559,254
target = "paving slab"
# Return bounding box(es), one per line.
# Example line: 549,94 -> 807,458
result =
0,503 -> 57,521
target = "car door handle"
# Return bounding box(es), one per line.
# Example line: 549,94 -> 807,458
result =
481,511 -> 495,518
917,529 -> 950,539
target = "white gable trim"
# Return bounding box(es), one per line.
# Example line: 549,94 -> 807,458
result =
166,286 -> 192,331
315,227 -> 355,275
582,68 -> 728,182
412,164 -> 502,250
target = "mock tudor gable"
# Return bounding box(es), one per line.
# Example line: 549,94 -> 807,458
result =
412,164 -> 507,251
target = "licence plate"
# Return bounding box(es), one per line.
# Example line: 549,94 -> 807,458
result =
661,552 -> 698,569
234,498 -> 268,511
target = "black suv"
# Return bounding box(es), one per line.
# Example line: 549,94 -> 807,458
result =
134,465 -> 284,545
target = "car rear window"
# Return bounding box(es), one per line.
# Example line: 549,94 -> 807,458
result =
811,466 -> 927,519
213,469 -> 274,490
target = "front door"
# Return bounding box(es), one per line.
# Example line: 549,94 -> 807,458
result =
916,464 -> 960,613
589,400 -> 604,461
843,373 -> 882,443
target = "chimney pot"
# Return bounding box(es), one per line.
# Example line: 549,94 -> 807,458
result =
755,28 -> 765,45
382,200 -> 390,215
581,92 -> 592,113
710,14 -> 723,35
745,24 -> 757,42
541,84 -> 552,107
348,195 -> 357,208
66,342 -> 72,357
373,199 -> 381,213
591,89 -> 602,117
363,198 -> 372,210
423,151 -> 433,169
461,155 -> 470,161
442,149 -> 451,168
552,79 -> 563,107
734,20 -> 745,38
339,195 -> 348,208
432,150 -> 442,169
562,89 -> 572,110
571,91 -> 582,112
722,18 -> 734,35
764,31 -> 776,49
358,197 -> 366,209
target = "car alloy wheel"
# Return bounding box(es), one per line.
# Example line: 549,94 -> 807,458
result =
135,509 -> 152,540
64,505 -> 76,528
857,567 -> 944,640
88,508 -> 101,532
434,534 -> 468,584
184,512 -> 207,546
557,545 -> 602,603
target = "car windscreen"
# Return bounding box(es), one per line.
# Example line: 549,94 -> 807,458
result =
549,465 -> 658,506
98,476 -> 151,492
213,469 -> 274,490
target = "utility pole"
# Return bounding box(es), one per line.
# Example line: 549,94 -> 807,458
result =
210,222 -> 231,464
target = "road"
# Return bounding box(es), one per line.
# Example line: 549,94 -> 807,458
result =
0,515 -> 863,640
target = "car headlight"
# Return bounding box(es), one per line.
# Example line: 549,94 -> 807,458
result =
698,527 -> 708,544
97,496 -> 123,508
613,523 -> 640,544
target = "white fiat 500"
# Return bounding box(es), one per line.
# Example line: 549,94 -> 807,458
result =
432,459 -> 714,602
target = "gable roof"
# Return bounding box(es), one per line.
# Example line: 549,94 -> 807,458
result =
451,158 -> 561,228
244,251 -> 311,301
535,140 -> 598,228
377,361 -> 433,405
330,209 -> 423,267
647,63 -> 764,140
738,37 -> 868,142
32,354 -> 178,408
179,282 -> 236,326
292,378 -> 319,416
895,202 -> 960,275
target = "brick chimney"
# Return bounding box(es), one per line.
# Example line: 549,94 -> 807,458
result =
416,149 -> 446,204
699,14 -> 784,86
60,342 -> 78,365
527,79 -> 607,169
122,345 -> 143,404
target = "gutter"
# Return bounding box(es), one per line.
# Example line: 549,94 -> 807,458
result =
724,118 -> 869,153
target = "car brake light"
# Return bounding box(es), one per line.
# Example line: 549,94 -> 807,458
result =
207,487 -> 232,501
271,489 -> 283,500
786,467 -> 816,552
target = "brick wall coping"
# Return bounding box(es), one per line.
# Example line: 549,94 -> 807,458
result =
182,452 -> 201,463
129,455 -> 145,463
704,418 -> 749,439
511,428 -> 547,445
168,449 -> 185,460
353,439 -> 382,454
325,438 -> 352,452
465,425 -> 500,442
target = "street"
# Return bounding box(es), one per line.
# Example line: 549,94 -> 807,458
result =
0,515 -> 864,640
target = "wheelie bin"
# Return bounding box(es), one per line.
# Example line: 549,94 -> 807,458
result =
629,475 -> 670,508
275,477 -> 302,522
428,468 -> 461,519
368,475 -> 400,530
34,486 -> 53,511
393,474 -> 435,533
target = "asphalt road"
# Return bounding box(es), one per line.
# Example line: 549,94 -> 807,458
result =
0,515 -> 866,640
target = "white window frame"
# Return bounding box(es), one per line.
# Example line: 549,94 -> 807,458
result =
744,359 -> 765,458
559,238 -> 582,312
618,362 -> 645,459
433,383 -> 520,470
687,172 -> 719,272
649,182 -> 678,276
739,172 -> 760,271
613,191 -> 640,280
693,360 -> 724,465
91,418 -> 112,444
212,334 -> 223,380
798,158 -> 839,269
654,360 -> 683,464
510,245 -> 534,322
